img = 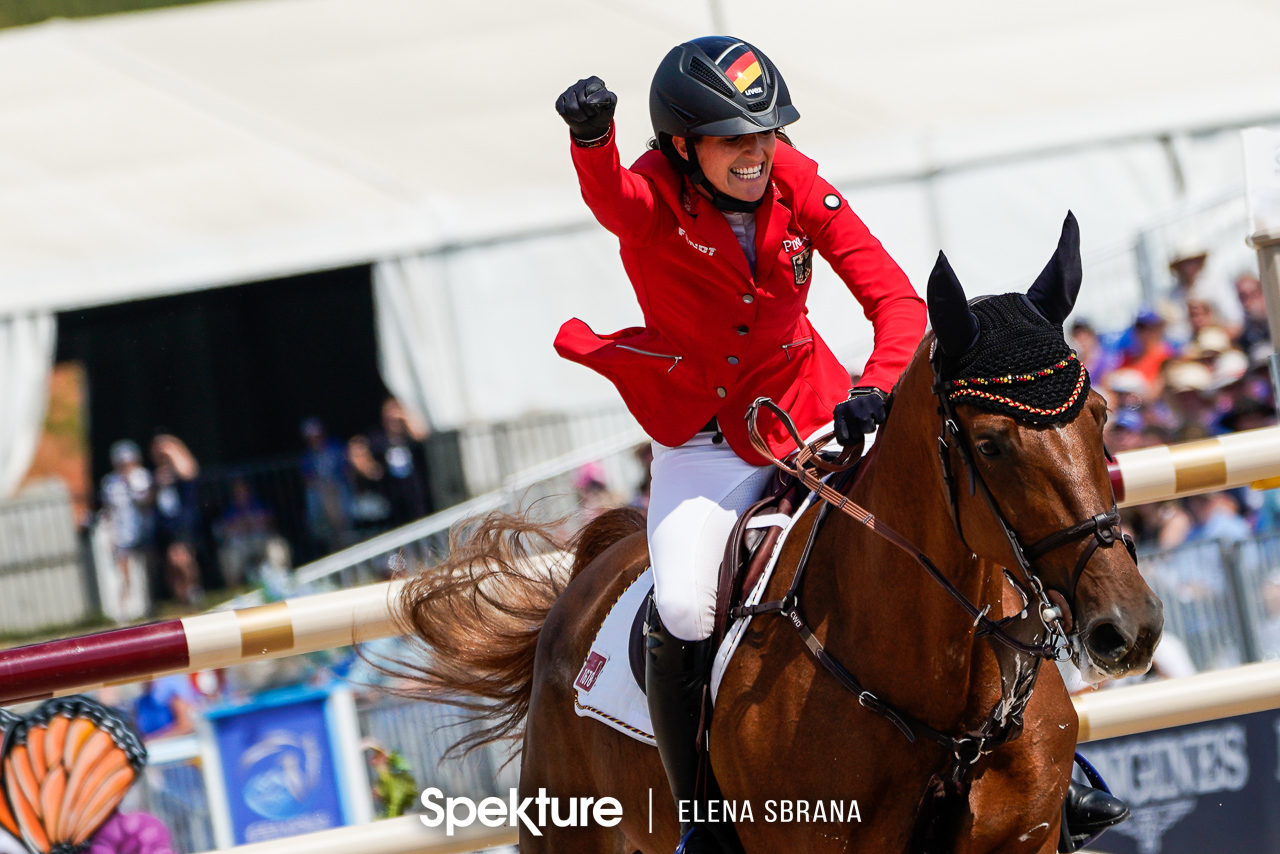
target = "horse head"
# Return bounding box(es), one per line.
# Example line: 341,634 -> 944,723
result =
927,212 -> 1162,682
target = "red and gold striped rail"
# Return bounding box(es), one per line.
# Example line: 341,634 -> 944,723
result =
1074,659 -> 1280,742
0,581 -> 403,706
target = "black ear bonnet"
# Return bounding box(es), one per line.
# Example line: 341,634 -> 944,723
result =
929,212 -> 1090,426
938,294 -> 1090,425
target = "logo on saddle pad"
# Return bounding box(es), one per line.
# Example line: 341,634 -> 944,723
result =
575,651 -> 608,692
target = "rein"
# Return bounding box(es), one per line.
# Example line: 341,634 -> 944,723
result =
736,395 -> 1052,761
739,397 -> 1057,658
738,369 -> 1137,851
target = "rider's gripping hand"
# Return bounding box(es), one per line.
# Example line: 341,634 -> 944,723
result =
555,77 -> 617,141
833,387 -> 888,446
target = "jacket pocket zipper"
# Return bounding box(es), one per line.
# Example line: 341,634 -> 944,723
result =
781,337 -> 813,361
617,345 -> 683,373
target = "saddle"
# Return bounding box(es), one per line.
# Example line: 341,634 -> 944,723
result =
712,469 -> 811,646
625,448 -> 859,693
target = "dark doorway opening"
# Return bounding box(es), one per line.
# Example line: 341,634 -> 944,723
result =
57,265 -> 387,486
59,266 -> 393,580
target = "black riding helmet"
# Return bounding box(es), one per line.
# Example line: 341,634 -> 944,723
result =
650,36 -> 799,213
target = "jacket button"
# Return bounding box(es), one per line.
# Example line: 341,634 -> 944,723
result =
741,294 -> 754,304
737,325 -> 749,335
716,387 -> 727,398
727,356 -> 739,365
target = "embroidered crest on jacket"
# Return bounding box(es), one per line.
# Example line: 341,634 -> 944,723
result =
791,247 -> 813,285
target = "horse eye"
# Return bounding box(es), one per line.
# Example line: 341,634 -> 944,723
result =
976,440 -> 1002,458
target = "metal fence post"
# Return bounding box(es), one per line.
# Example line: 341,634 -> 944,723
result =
1220,538 -> 1262,664
1251,235 -> 1280,405
1134,230 -> 1156,307
423,430 -> 468,509
77,525 -> 101,617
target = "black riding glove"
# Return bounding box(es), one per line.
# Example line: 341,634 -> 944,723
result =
555,76 -> 617,141
833,387 -> 888,446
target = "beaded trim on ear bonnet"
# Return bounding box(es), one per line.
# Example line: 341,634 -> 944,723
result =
928,212 -> 1090,426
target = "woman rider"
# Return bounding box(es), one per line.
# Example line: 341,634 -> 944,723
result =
555,36 -> 1123,854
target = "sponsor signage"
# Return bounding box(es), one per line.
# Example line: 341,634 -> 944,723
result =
206,686 -> 351,845
1081,709 -> 1280,854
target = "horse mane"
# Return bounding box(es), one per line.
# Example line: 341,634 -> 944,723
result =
570,506 -> 646,579
387,505 -> 645,757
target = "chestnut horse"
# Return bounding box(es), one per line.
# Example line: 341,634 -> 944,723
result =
398,217 -> 1162,853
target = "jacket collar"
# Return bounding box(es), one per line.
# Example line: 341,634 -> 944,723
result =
633,150 -> 792,283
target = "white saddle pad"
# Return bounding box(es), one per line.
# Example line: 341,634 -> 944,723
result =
572,488 -> 823,745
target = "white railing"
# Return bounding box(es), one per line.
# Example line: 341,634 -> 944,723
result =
228,422 -> 644,607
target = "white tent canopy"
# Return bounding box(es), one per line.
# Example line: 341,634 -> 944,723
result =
1,0 -> 1278,427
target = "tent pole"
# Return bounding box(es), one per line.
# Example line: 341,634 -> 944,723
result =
1251,233 -> 1280,405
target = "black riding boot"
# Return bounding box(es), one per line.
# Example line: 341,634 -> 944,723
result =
1059,780 -> 1129,852
645,599 -> 731,854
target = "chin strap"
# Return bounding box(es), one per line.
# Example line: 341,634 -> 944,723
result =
659,134 -> 765,214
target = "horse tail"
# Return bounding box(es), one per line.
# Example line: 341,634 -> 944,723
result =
392,506 -> 646,756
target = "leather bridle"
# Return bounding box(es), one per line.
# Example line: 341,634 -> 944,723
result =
931,345 -> 1137,647
736,363 -> 1138,825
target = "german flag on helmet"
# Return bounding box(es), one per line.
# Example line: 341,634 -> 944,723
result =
718,44 -> 766,98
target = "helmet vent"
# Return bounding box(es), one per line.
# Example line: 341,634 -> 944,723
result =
762,55 -> 779,85
687,56 -> 737,99
746,99 -> 773,112
670,104 -> 699,123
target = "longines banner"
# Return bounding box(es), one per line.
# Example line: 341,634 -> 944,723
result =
1081,709 -> 1280,854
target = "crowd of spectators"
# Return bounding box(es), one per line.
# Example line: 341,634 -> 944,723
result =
99,433 -> 297,614
97,396 -> 434,614
99,434 -> 214,612
1079,246 -> 1277,550
301,397 -> 435,555
1062,245 -> 1279,684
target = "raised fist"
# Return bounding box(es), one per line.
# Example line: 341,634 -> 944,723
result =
555,76 -> 617,141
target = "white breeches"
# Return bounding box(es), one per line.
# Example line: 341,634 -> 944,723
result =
647,423 -> 864,642
647,431 -> 775,642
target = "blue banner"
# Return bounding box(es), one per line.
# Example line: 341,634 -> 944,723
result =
209,686 -> 347,845
1081,709 -> 1280,853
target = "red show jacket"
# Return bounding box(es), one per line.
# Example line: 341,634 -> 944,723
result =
555,126 -> 926,466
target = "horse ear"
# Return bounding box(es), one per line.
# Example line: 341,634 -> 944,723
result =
1026,211 -> 1082,326
928,251 -> 979,359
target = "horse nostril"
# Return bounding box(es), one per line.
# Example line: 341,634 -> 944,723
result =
1085,621 -> 1131,664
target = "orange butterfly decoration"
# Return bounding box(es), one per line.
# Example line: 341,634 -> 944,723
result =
0,698 -> 147,854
